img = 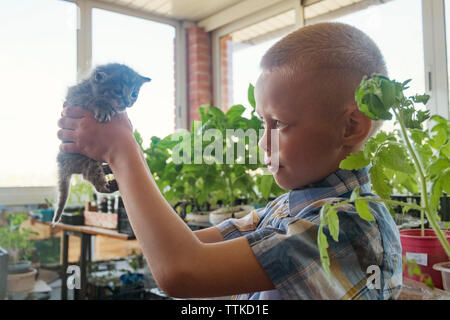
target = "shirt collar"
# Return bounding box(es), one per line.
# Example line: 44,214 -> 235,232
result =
287,165 -> 372,216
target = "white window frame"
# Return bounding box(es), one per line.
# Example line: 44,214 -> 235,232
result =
211,0 -> 450,121
422,0 -> 449,120
211,0 -> 304,108
0,0 -> 187,205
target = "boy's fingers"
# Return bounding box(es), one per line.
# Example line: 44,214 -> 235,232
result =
59,142 -> 80,154
57,129 -> 75,142
57,116 -> 79,130
62,106 -> 91,118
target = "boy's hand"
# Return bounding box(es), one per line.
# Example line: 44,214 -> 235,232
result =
57,106 -> 134,163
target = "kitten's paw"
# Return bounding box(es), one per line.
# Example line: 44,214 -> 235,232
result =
94,110 -> 114,123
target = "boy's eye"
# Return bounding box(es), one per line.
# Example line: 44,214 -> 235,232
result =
275,120 -> 287,129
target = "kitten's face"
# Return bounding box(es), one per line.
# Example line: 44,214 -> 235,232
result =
91,64 -> 151,112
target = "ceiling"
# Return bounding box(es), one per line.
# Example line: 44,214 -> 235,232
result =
89,0 -> 381,43
99,0 -> 244,21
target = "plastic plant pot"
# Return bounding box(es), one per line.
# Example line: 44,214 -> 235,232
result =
433,261 -> 450,291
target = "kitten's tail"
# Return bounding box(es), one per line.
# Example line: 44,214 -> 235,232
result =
53,172 -> 72,226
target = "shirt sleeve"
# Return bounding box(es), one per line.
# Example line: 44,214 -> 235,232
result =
215,207 -> 266,240
243,207 -> 386,300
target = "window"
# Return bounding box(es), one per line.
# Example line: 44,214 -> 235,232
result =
0,0 -> 76,187
333,0 -> 425,132
445,0 -> 450,110
231,37 -> 280,118
92,8 -> 175,148
220,9 -> 296,115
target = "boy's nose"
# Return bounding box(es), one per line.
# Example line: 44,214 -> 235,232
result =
258,128 -> 270,153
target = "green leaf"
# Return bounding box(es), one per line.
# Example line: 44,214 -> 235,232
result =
259,174 -> 273,200
355,199 -> 375,221
430,114 -> 448,124
441,141 -> 450,158
350,186 -> 361,202
226,104 -> 246,125
318,223 -> 331,280
377,144 -> 415,174
363,93 -> 393,120
327,207 -> 340,242
430,123 -> 447,149
248,83 -> 256,108
426,158 -> 450,178
380,78 -> 398,107
369,164 -> 392,200
412,94 -> 430,105
430,179 -> 443,212
339,150 -> 370,170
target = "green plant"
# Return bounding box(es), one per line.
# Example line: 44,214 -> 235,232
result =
317,75 -> 450,280
67,174 -> 95,206
0,213 -> 38,264
135,84 -> 284,213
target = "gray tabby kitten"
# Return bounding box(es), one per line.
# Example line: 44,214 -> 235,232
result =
54,63 -> 150,225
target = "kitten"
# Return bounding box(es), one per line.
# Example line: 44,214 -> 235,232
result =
54,63 -> 150,225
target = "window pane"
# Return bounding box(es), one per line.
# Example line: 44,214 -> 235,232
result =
92,9 -> 175,147
0,0 -> 76,187
221,9 -> 296,114
445,0 -> 450,112
231,37 -> 280,117
334,0 -> 425,132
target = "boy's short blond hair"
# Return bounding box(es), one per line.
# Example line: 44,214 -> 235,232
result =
260,22 -> 388,142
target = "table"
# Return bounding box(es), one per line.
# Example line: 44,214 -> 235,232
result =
398,277 -> 450,300
30,218 -> 134,300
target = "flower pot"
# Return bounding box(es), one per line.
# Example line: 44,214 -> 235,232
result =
209,205 -> 254,225
209,211 -> 232,225
185,212 -> 210,223
433,261 -> 450,291
7,267 -> 37,294
7,260 -> 31,274
400,229 -> 450,289
61,212 -> 84,225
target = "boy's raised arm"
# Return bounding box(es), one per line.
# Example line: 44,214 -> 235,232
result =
108,141 -> 274,297
57,107 -> 274,298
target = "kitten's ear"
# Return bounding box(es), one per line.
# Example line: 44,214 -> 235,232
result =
94,70 -> 107,83
141,76 -> 151,83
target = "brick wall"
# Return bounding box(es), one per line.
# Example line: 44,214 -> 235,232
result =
220,35 -> 233,111
187,26 -> 213,123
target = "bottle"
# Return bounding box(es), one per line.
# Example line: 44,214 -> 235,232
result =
98,195 -> 108,213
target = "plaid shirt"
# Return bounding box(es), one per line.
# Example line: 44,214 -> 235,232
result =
216,166 -> 403,300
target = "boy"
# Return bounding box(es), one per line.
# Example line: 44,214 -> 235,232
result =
57,22 -> 402,300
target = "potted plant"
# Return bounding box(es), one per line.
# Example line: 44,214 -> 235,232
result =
87,253 -> 146,300
317,75 -> 450,289
135,130 -> 217,223
0,212 -> 38,293
200,85 -> 286,224
135,84 -> 284,226
119,250 -> 145,297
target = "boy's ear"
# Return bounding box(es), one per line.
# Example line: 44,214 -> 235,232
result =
342,103 -> 372,149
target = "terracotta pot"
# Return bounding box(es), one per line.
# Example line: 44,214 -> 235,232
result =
400,229 -> 450,289
7,268 -> 37,294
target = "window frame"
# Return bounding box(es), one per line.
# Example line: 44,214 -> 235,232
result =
0,0 -> 186,203
211,0 -> 450,120
2,0 -> 449,204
